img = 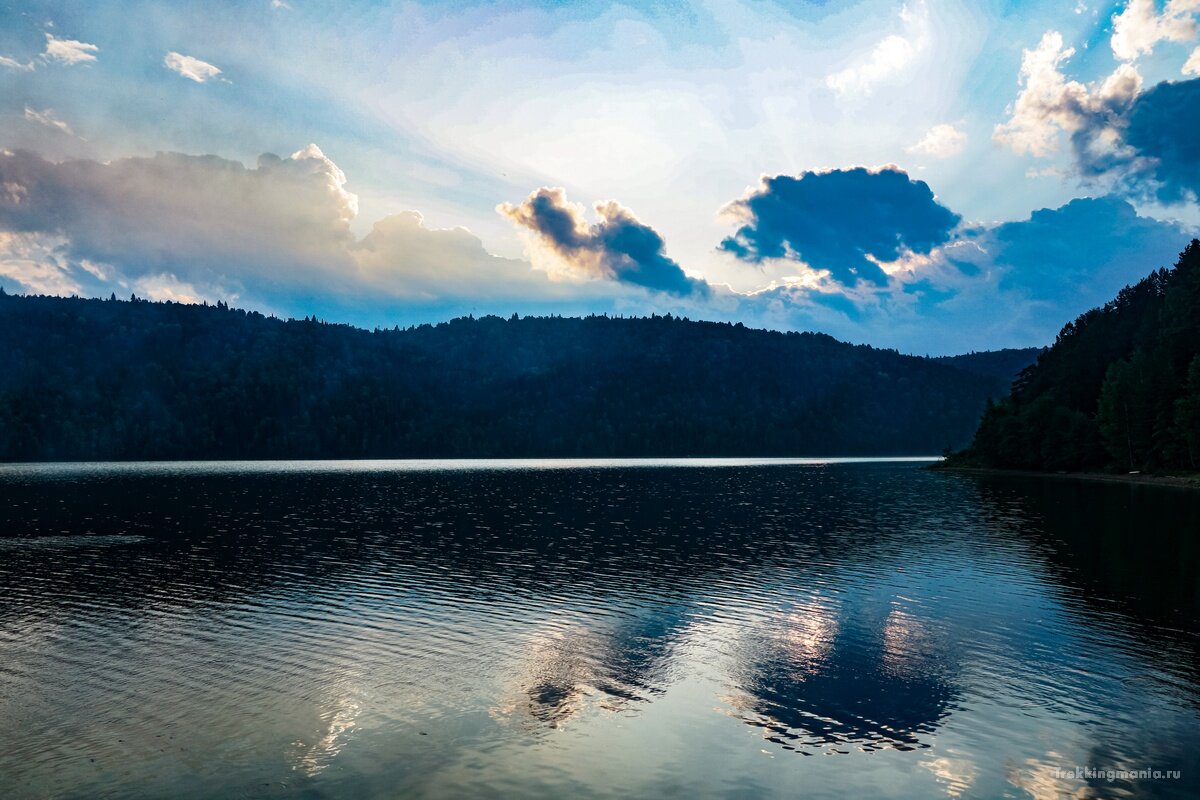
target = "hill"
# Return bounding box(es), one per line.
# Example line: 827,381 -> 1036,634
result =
933,348 -> 1041,384
953,239 -> 1200,472
0,292 -> 1016,460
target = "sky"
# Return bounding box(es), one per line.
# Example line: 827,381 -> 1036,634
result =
2,0 -> 1200,354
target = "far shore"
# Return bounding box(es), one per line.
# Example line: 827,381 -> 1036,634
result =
931,463 -> 1200,490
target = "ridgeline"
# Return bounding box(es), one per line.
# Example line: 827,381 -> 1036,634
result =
952,239 -> 1200,474
0,292 -> 1033,461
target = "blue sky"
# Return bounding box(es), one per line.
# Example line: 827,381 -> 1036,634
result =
2,0 -> 1200,354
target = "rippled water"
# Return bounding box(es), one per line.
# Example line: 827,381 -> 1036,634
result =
0,459 -> 1197,799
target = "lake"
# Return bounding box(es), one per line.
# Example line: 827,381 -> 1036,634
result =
0,459 -> 1197,799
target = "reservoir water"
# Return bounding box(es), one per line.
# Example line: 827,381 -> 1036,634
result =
0,459 -> 1197,799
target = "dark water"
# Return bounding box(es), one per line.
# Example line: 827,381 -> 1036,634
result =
1,459 -> 1198,799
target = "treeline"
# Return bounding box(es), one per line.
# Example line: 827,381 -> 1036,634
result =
956,239 -> 1200,472
0,293 -> 1028,461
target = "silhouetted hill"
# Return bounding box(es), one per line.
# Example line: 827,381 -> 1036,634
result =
0,292 -> 1016,460
934,348 -> 1041,385
954,239 -> 1200,472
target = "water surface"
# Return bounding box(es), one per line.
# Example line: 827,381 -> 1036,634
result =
0,459 -> 1197,799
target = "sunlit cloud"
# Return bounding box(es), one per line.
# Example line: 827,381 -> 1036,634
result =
164,52 -> 224,83
1110,0 -> 1199,62
43,33 -> 98,66
1185,45 -> 1200,74
825,0 -> 931,97
499,187 -> 708,297
23,107 -> 77,138
0,54 -> 35,72
906,123 -> 967,158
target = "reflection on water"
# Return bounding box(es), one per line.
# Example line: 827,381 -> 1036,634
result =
0,460 -> 1197,799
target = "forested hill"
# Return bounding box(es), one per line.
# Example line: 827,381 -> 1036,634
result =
0,292 -> 1017,461
934,348 -> 1043,384
955,239 -> 1200,473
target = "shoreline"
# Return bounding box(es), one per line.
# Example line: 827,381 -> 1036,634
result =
931,464 -> 1200,490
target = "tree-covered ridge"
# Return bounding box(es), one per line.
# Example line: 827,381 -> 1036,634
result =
957,239 -> 1200,473
0,293 -> 1018,461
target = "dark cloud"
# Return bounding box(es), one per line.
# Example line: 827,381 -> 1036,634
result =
1123,78 -> 1200,203
498,187 -> 707,297
719,167 -> 961,286
991,195 -> 1189,309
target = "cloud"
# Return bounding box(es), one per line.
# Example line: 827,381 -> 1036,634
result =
43,33 -> 98,66
353,211 -> 546,300
718,167 -> 961,287
1187,46 -> 1200,73
0,145 -> 358,290
1110,0 -> 1199,62
736,192 -> 1194,352
0,55 -> 35,72
825,1 -> 930,98
23,107 -> 77,138
0,232 -> 83,296
164,52 -> 223,83
1122,77 -> 1200,201
989,196 -> 1190,303
498,188 -> 708,297
906,124 -> 967,158
995,27 -> 1200,202
271,0 -> 293,9
0,145 -> 600,311
992,31 -> 1142,159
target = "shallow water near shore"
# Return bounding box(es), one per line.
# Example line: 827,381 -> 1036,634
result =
0,459 -> 1197,799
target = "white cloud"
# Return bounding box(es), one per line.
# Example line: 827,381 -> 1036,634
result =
164,52 -> 223,83
1185,45 -> 1200,73
0,55 -> 35,72
0,232 -> 83,296
0,145 -> 584,306
271,0 -> 293,9
43,33 -> 98,65
993,31 -> 1141,158
825,1 -> 931,97
131,274 -> 232,305
906,123 -> 967,158
1110,0 -> 1199,62
23,107 -> 77,138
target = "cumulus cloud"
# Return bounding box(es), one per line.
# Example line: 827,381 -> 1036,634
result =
164,52 -> 223,83
906,124 -> 967,158
353,211 -> 544,300
826,0 -> 930,97
1122,77 -> 1200,200
23,107 -> 77,138
0,145 -> 600,311
719,167 -> 961,287
993,31 -> 1142,159
0,146 -> 357,288
43,33 -> 98,66
737,192 -> 1194,352
995,26 -> 1200,202
1110,0 -> 1199,62
990,196 -> 1190,302
498,188 -> 707,297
